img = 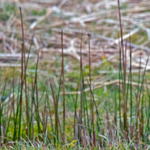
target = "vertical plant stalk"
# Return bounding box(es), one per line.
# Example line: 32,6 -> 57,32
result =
138,57 -> 149,141
23,24 -> 29,140
73,85 -> 79,139
1,81 -> 8,143
18,43 -> 24,140
85,74 -> 101,145
129,37 -> 133,139
42,102 -> 48,144
24,29 -> 35,139
114,91 -> 117,135
88,33 -> 95,146
18,7 -> 25,140
5,80 -> 13,143
118,40 -> 122,130
46,86 -> 54,143
140,95 -> 144,142
51,83 -> 58,141
31,79 -> 34,139
79,32 -> 84,143
51,83 -> 58,143
18,7 -> 25,139
12,70 -> 15,140
61,30 -> 65,144
26,30 -> 35,139
135,49 -> 142,143
117,0 -> 128,137
13,80 -> 20,141
145,79 -> 150,139
50,83 -> 63,144
34,50 -> 41,134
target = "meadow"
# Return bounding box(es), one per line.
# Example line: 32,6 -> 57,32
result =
0,0 -> 150,149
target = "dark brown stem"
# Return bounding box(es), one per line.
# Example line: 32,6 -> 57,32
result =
61,30 -> 65,144
88,33 -> 95,146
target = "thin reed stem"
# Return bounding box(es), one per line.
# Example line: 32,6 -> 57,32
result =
88,33 -> 95,146
61,30 -> 65,144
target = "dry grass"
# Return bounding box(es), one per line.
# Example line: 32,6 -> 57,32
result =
0,0 -> 150,70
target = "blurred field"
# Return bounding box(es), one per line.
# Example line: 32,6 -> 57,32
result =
1,0 -> 150,69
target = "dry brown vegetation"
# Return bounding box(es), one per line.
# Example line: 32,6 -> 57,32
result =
1,0 -> 150,70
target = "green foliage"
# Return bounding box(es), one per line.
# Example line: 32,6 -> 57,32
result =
32,9 -> 46,16
0,13 -> 9,21
4,3 -> 17,14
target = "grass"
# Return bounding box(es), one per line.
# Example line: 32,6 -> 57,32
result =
0,0 -> 150,149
